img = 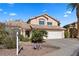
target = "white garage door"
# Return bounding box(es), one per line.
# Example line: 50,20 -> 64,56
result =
47,31 -> 64,39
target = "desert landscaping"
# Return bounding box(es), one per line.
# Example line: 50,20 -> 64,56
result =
0,49 -> 16,56
18,42 -> 59,56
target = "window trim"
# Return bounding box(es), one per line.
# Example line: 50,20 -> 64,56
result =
39,20 -> 45,25
39,18 -> 45,25
47,22 -> 52,26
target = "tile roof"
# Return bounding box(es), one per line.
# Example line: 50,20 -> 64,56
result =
6,21 -> 31,30
63,21 -> 77,28
30,24 -> 65,30
6,21 -> 64,31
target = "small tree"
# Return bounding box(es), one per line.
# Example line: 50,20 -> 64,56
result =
3,28 -> 16,49
30,29 -> 47,49
0,23 -> 16,49
3,36 -> 16,49
0,23 -> 8,44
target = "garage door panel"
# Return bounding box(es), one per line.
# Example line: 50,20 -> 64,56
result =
47,31 -> 64,39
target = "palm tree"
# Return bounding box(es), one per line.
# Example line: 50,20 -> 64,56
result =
68,3 -> 79,39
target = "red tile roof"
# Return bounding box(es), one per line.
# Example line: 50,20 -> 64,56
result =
6,21 -> 31,30
30,24 -> 65,30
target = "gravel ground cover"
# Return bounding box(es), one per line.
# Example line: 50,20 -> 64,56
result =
0,49 -> 16,56
19,42 -> 59,56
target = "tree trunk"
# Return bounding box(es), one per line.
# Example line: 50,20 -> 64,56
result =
76,5 -> 79,39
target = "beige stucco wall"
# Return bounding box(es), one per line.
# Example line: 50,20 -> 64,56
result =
29,15 -> 58,26
75,23 -> 77,29
20,28 -> 26,37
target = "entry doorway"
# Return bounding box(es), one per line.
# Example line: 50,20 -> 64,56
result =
25,30 -> 30,37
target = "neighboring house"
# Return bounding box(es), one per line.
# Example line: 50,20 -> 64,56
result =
27,14 -> 64,39
6,20 -> 31,37
6,14 -> 65,39
63,22 -> 78,38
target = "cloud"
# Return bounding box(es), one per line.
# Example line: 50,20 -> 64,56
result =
64,10 -> 71,18
42,9 -> 47,12
64,14 -> 68,17
9,13 -> 16,16
0,9 -> 3,11
66,11 -> 71,14
3,12 -> 7,14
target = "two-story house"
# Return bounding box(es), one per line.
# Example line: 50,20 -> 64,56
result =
7,14 -> 64,39
27,14 -> 64,39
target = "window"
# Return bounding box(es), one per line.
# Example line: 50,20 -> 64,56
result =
47,22 -> 52,26
39,21 -> 44,25
39,18 -> 45,25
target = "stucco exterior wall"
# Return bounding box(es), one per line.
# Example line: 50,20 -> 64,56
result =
20,28 -> 27,37
75,23 -> 77,29
30,15 -> 58,26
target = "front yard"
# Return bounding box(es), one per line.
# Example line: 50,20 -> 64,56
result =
18,42 -> 60,56
0,39 -> 79,56
0,49 -> 16,56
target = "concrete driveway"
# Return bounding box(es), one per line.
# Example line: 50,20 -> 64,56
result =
44,38 -> 79,56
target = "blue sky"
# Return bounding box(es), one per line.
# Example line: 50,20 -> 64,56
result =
0,3 -> 76,27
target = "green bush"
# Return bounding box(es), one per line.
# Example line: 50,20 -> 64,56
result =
2,28 -> 16,49
3,36 -> 16,49
0,33 -> 3,44
0,30 -> 9,44
19,35 -> 29,42
64,31 -> 69,38
19,35 -> 24,41
0,24 -> 16,49
24,37 -> 29,42
30,30 -> 47,49
30,30 -> 47,43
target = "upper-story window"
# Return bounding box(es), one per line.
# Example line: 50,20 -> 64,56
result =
47,22 -> 52,26
39,19 -> 45,25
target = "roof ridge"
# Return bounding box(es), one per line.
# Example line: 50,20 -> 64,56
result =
27,14 -> 60,23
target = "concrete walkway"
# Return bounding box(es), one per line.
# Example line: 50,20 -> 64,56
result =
44,38 -> 79,56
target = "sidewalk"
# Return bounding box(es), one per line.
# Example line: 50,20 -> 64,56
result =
44,39 -> 79,56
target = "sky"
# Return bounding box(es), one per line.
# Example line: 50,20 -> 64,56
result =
0,3 -> 76,27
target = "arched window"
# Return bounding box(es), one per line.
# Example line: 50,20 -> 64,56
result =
39,18 -> 45,25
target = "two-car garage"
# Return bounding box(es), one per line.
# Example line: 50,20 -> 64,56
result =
30,25 -> 65,39
47,30 -> 64,39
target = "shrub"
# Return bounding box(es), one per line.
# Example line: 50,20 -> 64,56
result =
0,24 -> 16,49
3,36 -> 16,49
0,30 -> 9,44
0,32 -> 3,44
19,35 -> 29,42
0,23 -> 8,44
2,28 -> 16,49
19,35 -> 24,41
24,37 -> 29,42
30,30 -> 47,43
64,31 -> 69,38
30,30 -> 47,49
